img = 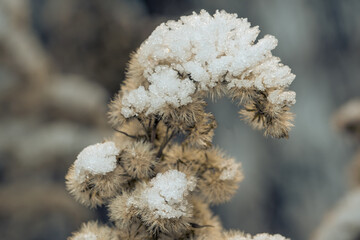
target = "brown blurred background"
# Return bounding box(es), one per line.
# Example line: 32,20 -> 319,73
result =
1,0 -> 360,239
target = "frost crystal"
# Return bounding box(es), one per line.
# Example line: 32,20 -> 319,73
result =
129,170 -> 196,219
121,9 -> 295,117
74,142 -> 119,183
220,159 -> 241,181
251,234 -> 289,240
73,232 -> 97,240
121,66 -> 195,117
228,233 -> 289,240
268,90 -> 296,106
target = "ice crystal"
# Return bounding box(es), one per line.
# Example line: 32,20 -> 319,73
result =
74,142 -> 119,183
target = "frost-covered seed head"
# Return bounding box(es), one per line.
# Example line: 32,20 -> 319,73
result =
68,221 -> 117,240
268,90 -> 296,106
69,9 -> 294,240
74,141 -> 120,183
128,170 -> 196,219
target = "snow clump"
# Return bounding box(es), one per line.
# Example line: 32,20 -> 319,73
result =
74,141 -> 120,183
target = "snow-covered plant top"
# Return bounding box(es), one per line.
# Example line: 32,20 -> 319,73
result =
67,9 -> 294,240
120,10 -> 295,122
74,141 -> 119,183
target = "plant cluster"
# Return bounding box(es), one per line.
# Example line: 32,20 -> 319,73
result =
66,10 -> 295,240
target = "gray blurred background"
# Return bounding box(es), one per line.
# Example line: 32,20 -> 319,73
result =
1,0 -> 360,239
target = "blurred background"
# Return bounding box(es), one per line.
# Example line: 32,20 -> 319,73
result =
1,0 -> 360,239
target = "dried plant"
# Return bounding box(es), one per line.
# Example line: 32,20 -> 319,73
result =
66,10 -> 295,239
332,98 -> 360,141
311,189 -> 360,240
311,99 -> 360,240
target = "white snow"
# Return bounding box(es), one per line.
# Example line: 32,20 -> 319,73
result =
268,90 -> 296,106
120,10 -> 295,118
121,86 -> 150,118
73,232 -> 97,240
74,141 -> 119,183
121,66 -> 195,117
227,233 -> 289,240
251,234 -> 289,240
128,170 -> 196,219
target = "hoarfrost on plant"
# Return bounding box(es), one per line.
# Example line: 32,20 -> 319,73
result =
227,233 -> 289,240
73,232 -> 97,240
121,66 -> 195,117
128,170 -> 196,219
74,141 -> 119,183
219,159 -> 241,181
268,90 -> 296,106
121,9 -> 295,117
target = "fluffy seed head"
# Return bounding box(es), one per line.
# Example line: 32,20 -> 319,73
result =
239,90 -> 294,138
68,221 -> 117,240
121,141 -> 157,179
66,164 -> 129,208
197,148 -> 244,204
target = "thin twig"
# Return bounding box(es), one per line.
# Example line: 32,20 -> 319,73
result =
148,117 -> 153,132
136,116 -> 147,132
136,117 -> 149,141
156,130 -> 176,159
147,117 -> 153,141
112,127 -> 137,139
150,118 -> 160,143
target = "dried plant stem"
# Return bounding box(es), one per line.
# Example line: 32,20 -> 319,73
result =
112,128 -> 137,139
151,118 -> 160,143
156,128 -> 176,159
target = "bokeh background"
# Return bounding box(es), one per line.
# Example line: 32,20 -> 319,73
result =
1,0 -> 360,240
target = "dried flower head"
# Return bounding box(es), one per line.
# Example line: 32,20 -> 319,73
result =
196,148 -> 244,204
188,198 -> 223,239
109,170 -> 196,235
121,141 -> 157,179
65,141 -> 129,208
68,221 -> 117,240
